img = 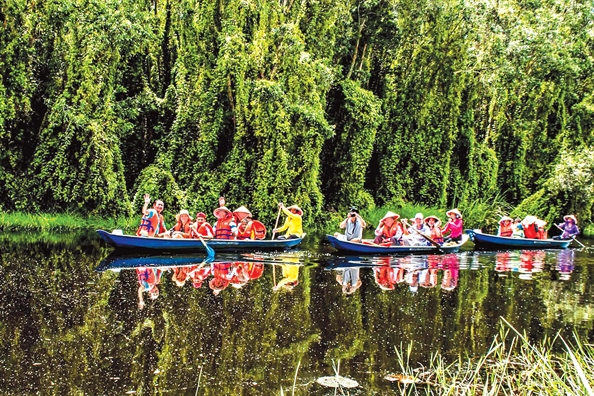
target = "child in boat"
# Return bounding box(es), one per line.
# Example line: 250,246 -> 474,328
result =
511,218 -> 524,238
554,215 -> 580,240
441,209 -> 463,243
497,216 -> 513,237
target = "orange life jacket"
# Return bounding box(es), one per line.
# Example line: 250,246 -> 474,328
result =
499,223 -> 513,237
214,217 -> 234,239
136,211 -> 165,237
172,221 -> 192,234
252,220 -> 267,240
236,221 -> 254,240
381,223 -> 402,239
427,225 -> 444,243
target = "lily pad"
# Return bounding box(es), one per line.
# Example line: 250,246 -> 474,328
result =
316,375 -> 359,388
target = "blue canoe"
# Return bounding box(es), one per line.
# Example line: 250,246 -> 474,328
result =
96,253 -> 211,272
97,230 -> 305,252
326,234 -> 469,254
465,229 -> 572,249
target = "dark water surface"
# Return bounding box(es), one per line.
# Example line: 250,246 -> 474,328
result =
1,232 -> 593,394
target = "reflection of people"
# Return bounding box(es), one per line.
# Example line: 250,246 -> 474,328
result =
335,268 -> 362,295
136,194 -> 167,237
137,267 -> 162,309
172,266 -> 191,286
274,203 -> 304,239
273,264 -> 300,290
556,250 -> 575,280
334,207 -> 366,242
209,262 -> 233,295
440,254 -> 459,291
495,252 -> 512,276
188,264 -> 212,288
374,261 -> 396,290
554,215 -> 580,240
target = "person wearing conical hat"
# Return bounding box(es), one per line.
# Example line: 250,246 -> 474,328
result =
521,215 -> 540,239
441,208 -> 463,243
424,215 -> 444,244
535,219 -> 548,240
373,211 -> 403,245
554,215 -> 580,240
497,216 -> 513,237
274,202 -> 304,239
212,197 -> 238,239
234,206 -> 255,240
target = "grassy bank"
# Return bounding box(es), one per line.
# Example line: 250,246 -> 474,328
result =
0,212 -> 136,232
387,320 -> 593,395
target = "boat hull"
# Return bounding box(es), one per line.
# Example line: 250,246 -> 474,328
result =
326,234 -> 468,254
97,230 -> 304,252
465,229 -> 572,249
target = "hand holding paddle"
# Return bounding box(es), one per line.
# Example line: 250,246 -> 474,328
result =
553,223 -> 587,248
271,203 -> 282,240
402,219 -> 443,252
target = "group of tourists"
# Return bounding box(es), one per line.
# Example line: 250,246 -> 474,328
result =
335,207 -> 464,246
135,194 -> 304,240
497,214 -> 579,240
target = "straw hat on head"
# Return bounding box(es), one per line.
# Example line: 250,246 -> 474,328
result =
424,215 -> 441,225
446,208 -> 462,218
499,216 -> 513,224
287,205 -> 303,215
380,211 -> 400,222
178,209 -> 190,217
213,206 -> 232,219
563,215 -> 577,223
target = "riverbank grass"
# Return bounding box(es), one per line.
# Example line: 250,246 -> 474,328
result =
0,212 -> 135,232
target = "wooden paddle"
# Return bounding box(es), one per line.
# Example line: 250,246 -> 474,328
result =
402,219 -> 444,252
554,223 -> 587,248
271,204 -> 282,240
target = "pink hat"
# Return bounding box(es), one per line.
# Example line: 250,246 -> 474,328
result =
213,206 -> 232,219
196,212 -> 206,219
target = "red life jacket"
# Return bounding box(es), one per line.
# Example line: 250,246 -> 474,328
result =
136,211 -> 165,237
428,226 -> 444,243
381,223 -> 401,239
499,223 -> 513,237
524,223 -> 538,239
236,221 -> 254,240
191,222 -> 214,239
215,217 -> 234,239
252,220 -> 267,240
173,221 -> 192,234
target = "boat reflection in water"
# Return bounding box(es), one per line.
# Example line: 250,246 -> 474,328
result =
494,250 -> 575,280
97,252 -> 306,308
327,253 -> 462,293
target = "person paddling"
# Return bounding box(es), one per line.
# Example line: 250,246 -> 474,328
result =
274,203 -> 304,239
554,215 -> 580,240
441,208 -> 463,243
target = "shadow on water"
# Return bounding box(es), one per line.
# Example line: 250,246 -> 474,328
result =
0,231 -> 593,394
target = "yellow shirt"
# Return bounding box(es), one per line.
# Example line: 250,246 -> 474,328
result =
276,206 -> 303,237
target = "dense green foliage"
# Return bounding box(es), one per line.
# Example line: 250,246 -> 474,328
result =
1,0 -> 593,226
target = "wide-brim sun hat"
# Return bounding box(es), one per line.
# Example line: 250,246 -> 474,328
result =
424,215 -> 441,225
414,213 -> 424,220
213,206 -> 232,219
287,205 -> 303,215
535,219 -> 547,228
446,208 -> 462,218
499,216 -> 513,224
564,214 -> 577,223
380,211 -> 400,222
178,209 -> 190,217
522,215 -> 538,225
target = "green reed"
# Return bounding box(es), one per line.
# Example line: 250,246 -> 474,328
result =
392,319 -> 594,395
0,211 -> 135,232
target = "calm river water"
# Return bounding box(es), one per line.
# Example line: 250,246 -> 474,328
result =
0,232 -> 593,394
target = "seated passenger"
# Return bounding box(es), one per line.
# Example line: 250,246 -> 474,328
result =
535,219 -> 548,239
554,215 -> 580,240
334,206 -> 366,242
167,209 -> 193,238
497,216 -> 513,237
373,211 -> 403,245
424,215 -> 444,244
190,212 -> 214,239
441,208 -> 463,243
402,213 -> 430,246
136,193 -> 167,237
213,205 -> 237,239
234,206 -> 255,240
522,216 -> 539,239
511,218 -> 524,238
